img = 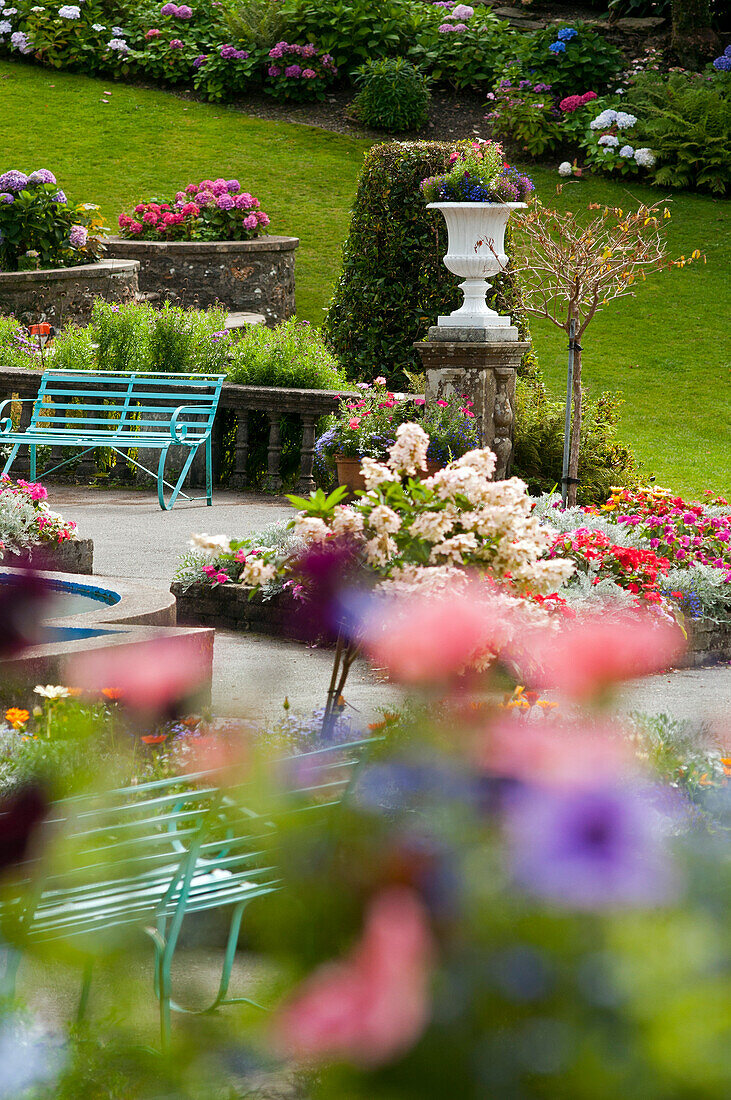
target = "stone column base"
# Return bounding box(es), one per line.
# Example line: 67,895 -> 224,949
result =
414,338 -> 530,479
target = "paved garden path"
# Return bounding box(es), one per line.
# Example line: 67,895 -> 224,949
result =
50,487 -> 731,728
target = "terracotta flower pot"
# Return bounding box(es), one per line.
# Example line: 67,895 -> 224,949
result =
335,455 -> 442,494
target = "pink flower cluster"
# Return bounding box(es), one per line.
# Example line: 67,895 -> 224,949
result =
202,564 -> 230,585
559,90 -> 598,112
266,41 -> 336,85
118,178 -> 270,241
160,3 -> 192,18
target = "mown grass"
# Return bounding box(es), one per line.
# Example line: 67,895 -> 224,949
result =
2,61 -> 728,496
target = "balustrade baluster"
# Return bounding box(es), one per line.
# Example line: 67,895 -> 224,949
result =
297,414 -> 317,494
229,409 -> 250,490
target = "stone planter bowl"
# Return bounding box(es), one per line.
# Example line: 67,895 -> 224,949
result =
0,260 -> 139,326
104,236 -> 299,325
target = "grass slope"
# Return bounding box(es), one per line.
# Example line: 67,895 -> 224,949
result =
1,61 -> 728,496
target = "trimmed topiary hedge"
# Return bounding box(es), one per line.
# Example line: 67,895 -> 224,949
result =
323,141 -> 538,389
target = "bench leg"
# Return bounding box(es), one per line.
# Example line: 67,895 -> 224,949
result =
157,445 -> 199,512
1,442 -> 20,479
76,959 -> 93,1025
206,434 -> 212,507
30,444 -> 36,483
1,941 -> 22,1000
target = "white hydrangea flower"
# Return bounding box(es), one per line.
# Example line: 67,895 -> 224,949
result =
386,421 -> 429,476
430,533 -> 479,564
92,22 -> 105,31
368,504 -> 402,536
330,505 -> 364,537
189,532 -> 231,554
0,20 -> 11,32
292,514 -> 330,543
58,5 -> 81,18
360,457 -> 400,490
619,144 -> 634,157
614,111 -> 637,129
241,558 -> 276,586
107,37 -> 128,52
408,510 -> 454,542
634,147 -> 656,167
598,134 -> 619,147
364,533 -> 397,567
558,161 -> 572,177
590,109 -> 617,130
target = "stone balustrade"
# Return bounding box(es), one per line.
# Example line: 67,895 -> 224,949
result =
0,365 -> 352,494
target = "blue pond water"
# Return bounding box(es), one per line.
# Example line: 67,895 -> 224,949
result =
0,573 -> 123,643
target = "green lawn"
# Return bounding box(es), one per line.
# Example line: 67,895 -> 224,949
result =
2,61 -> 729,496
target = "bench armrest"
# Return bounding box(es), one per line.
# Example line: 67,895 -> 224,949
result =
0,396 -> 39,435
169,405 -> 213,444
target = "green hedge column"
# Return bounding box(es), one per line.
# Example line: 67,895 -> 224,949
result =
324,141 -> 538,390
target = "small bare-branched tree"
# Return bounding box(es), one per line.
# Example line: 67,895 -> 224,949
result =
508,198 -> 700,505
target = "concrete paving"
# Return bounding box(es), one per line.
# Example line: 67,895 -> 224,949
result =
46,486 -> 731,727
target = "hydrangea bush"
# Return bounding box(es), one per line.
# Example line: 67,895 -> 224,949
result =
484,77 -> 562,158
0,167 -> 106,271
118,177 -> 270,241
581,106 -> 656,177
264,40 -> 337,100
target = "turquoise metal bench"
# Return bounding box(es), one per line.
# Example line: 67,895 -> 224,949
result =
0,369 -> 225,510
0,737 -> 372,1048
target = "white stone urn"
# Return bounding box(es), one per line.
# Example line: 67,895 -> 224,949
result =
428,201 -> 526,330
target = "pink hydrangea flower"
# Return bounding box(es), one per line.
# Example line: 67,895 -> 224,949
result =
145,28 -> 161,39
302,67 -> 317,78
243,213 -> 258,230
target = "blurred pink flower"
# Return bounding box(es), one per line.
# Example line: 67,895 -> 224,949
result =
68,634 -> 210,712
273,887 -> 433,1066
519,613 -> 685,699
361,588 -> 513,684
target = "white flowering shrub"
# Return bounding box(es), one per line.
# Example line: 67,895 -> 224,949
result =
581,104 -> 656,178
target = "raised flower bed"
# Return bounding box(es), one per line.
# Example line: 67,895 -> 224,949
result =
107,176 -> 298,322
0,166 -> 138,325
0,475 -> 92,573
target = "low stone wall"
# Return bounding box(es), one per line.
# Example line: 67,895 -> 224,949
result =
172,581 -> 731,668
172,581 -> 314,643
0,261 -> 139,326
105,236 -> 298,324
0,537 -> 93,574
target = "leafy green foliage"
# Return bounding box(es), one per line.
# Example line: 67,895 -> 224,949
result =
225,318 -> 347,388
0,175 -> 105,272
623,72 -> 731,195
0,315 -> 44,371
486,78 -> 562,158
278,0 -> 422,75
351,57 -> 431,132
323,141 -> 537,389
513,382 -> 642,505
409,13 -> 516,91
516,22 -> 623,99
220,0 -> 288,48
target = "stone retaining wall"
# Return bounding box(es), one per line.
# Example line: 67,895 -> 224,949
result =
104,236 -> 298,324
0,261 -> 139,326
0,537 -> 93,574
172,581 -> 731,668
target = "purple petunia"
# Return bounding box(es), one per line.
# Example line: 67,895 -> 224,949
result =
0,170 -> 29,193
504,782 -> 679,910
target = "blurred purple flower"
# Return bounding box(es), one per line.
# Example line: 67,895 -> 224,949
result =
504,782 -> 678,909
287,537 -> 367,644
0,784 -> 49,873
0,569 -> 53,655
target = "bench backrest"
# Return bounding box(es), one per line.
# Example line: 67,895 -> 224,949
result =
29,370 -> 224,441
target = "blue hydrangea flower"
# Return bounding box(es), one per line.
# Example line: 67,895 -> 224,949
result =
548,41 -> 566,53
712,55 -> 731,71
557,27 -> 577,41
0,193 -> 14,205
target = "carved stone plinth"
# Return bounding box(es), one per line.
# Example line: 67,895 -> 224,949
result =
414,338 -> 530,479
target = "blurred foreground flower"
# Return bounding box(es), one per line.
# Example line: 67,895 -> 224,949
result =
273,887 -> 433,1067
0,569 -> 51,656
68,634 -> 209,713
519,612 -> 685,699
504,781 -> 679,909
0,784 -> 48,873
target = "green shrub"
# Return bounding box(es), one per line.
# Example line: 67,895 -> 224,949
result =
409,13 -> 516,91
220,0 -> 289,48
323,141 -> 537,389
226,319 -> 347,388
622,72 -> 731,195
513,381 -> 642,505
278,0 -> 422,75
516,22 -> 623,100
0,315 -> 45,371
86,299 -> 230,375
351,57 -> 431,131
